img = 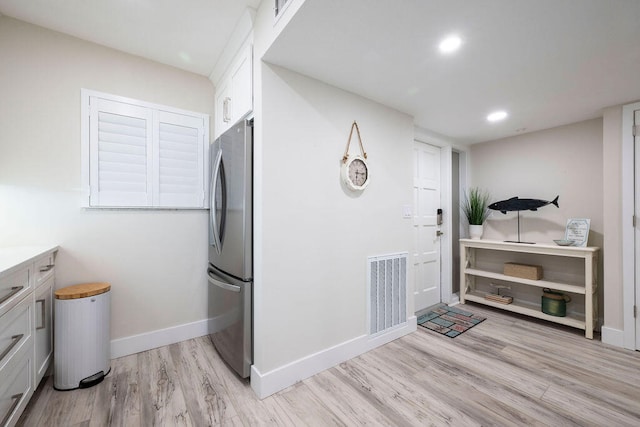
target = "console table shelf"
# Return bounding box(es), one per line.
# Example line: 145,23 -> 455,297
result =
460,239 -> 599,338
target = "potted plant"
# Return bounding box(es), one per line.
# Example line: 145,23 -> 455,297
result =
462,187 -> 491,239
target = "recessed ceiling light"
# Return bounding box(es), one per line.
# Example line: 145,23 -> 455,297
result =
487,111 -> 508,122
438,35 -> 462,53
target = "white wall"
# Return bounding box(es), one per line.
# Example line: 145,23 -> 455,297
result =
469,118 -> 604,320
254,63 -> 414,373
602,105 -> 624,332
0,17 -> 215,344
246,0 -> 414,391
470,119 -> 603,245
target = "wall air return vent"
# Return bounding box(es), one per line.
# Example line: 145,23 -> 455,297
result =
368,253 -> 408,335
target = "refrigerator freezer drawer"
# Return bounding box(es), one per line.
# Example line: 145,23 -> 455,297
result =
207,267 -> 252,378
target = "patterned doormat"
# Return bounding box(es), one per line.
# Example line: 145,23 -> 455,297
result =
417,305 -> 486,338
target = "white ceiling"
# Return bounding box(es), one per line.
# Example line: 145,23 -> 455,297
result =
1,0 -> 639,144
264,0 -> 640,144
0,0 -> 259,76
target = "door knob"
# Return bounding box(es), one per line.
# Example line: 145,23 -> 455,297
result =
437,230 -> 444,236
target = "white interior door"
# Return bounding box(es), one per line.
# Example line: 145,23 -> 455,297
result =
413,141 -> 441,312
634,108 -> 640,350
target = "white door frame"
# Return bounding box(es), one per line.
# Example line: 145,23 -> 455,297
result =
622,101 -> 640,350
439,146 -> 453,304
414,127 -> 467,305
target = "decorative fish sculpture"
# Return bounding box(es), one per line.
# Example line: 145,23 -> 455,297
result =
489,196 -> 559,214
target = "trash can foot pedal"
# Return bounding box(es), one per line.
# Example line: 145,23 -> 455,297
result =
79,371 -> 105,388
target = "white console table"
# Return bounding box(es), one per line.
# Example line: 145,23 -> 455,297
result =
460,239 -> 599,339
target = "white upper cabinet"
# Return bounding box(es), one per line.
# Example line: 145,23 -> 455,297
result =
230,45 -> 253,122
215,43 -> 253,138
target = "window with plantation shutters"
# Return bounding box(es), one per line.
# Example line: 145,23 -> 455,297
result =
82,90 -> 209,208
155,111 -> 204,207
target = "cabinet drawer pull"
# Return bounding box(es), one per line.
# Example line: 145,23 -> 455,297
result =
1,393 -> 23,427
39,264 -> 54,272
36,299 -> 46,330
0,286 -> 24,305
0,334 -> 24,364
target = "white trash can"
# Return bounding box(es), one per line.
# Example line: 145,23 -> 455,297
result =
54,282 -> 111,390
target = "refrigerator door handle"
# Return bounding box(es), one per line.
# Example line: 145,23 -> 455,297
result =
210,148 -> 224,253
209,150 -> 219,252
207,270 -> 241,293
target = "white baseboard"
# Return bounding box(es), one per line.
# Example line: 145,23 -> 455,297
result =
110,318 -> 211,359
251,316 -> 417,399
447,293 -> 460,306
601,325 -> 624,348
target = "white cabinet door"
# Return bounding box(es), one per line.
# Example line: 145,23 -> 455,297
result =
34,275 -> 53,386
230,44 -> 253,122
215,79 -> 232,137
0,342 -> 33,427
214,43 -> 253,138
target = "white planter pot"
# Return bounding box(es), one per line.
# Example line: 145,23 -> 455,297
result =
469,224 -> 484,240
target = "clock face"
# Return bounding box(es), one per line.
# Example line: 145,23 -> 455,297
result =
342,155 -> 369,191
348,158 -> 368,187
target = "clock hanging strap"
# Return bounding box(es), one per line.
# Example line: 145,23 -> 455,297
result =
342,121 -> 367,164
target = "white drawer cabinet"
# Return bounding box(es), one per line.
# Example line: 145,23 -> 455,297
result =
0,339 -> 33,427
0,246 -> 58,427
0,296 -> 33,371
33,254 -> 55,288
0,268 -> 31,319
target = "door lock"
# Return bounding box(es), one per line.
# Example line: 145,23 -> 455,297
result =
437,230 -> 444,237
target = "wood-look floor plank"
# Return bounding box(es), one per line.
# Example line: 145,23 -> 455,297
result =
89,354 -> 141,427
404,325 -> 550,398
334,353 -> 480,426
168,338 -> 238,425
137,346 -> 192,426
194,336 -> 296,426
303,368 -> 401,426
18,303 -> 640,426
33,377 -> 98,426
337,354 -> 483,427
468,304 -> 640,380
85,369 -> 114,427
384,335 -> 582,426
500,344 -> 640,416
273,381 -> 349,426
16,375 -> 55,427
541,383 -> 640,427
364,345 -> 548,427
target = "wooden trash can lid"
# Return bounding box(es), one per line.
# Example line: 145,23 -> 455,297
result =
55,282 -> 111,300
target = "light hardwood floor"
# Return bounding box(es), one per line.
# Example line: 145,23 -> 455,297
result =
18,303 -> 640,426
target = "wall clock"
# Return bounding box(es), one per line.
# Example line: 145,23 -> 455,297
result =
341,121 -> 370,191
342,155 -> 369,191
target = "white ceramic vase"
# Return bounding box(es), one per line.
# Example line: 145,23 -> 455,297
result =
469,224 -> 484,240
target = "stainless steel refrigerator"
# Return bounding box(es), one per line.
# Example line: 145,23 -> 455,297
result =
207,117 -> 253,378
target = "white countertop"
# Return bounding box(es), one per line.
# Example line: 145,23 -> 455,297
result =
0,245 -> 60,278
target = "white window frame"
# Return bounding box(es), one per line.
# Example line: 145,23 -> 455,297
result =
81,89 -> 210,209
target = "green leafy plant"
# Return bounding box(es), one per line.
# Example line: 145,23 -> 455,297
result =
462,187 -> 491,225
